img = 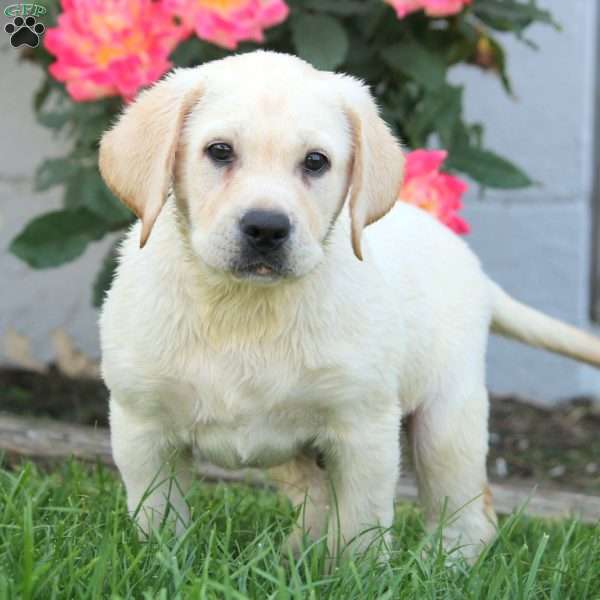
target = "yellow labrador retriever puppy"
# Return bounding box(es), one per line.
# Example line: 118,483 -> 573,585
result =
99,51 -> 600,561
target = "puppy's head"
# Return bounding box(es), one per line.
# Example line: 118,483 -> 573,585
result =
100,51 -> 404,283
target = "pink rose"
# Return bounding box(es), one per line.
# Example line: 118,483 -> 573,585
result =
385,0 -> 471,19
399,149 -> 470,234
45,0 -> 187,102
385,0 -> 423,19
165,0 -> 288,50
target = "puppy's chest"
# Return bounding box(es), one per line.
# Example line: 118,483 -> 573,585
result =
188,409 -> 321,469
164,353 -> 351,469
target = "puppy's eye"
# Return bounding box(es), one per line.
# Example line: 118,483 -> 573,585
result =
207,142 -> 234,164
303,152 -> 329,175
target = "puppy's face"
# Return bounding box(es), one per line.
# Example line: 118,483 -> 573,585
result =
99,52 -> 405,283
176,59 -> 352,282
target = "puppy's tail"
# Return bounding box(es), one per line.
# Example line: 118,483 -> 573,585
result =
489,281 -> 600,368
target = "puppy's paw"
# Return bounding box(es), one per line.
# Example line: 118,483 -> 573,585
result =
132,502 -> 190,540
326,528 -> 392,568
281,527 -> 315,560
423,518 -> 497,566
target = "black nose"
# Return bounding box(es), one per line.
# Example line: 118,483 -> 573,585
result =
240,210 -> 291,252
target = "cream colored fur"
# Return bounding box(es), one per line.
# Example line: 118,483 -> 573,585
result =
99,51 -> 600,563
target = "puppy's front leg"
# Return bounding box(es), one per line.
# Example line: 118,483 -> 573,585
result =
110,400 -> 192,536
324,407 -> 400,560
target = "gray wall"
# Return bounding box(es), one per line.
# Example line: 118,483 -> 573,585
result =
0,49 -> 113,371
452,0 -> 600,402
1,0 -> 598,403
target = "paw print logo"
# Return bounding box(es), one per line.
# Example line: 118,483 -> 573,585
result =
5,16 -> 45,48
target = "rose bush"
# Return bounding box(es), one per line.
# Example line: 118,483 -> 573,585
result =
385,0 -> 472,19
11,0 -> 557,305
399,150 -> 469,234
45,0 -> 187,101
165,0 -> 289,50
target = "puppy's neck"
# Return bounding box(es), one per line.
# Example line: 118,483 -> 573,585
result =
177,248 -> 330,351
193,273 -> 310,347
155,198 -> 347,350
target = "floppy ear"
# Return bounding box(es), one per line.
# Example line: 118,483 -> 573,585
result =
339,76 -> 405,260
99,70 -> 204,247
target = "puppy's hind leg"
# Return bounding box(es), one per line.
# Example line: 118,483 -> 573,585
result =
269,454 -> 330,557
410,382 -> 497,562
110,400 -> 193,537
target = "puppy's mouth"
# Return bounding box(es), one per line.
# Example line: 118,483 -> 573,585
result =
254,264 -> 274,276
230,259 -> 288,282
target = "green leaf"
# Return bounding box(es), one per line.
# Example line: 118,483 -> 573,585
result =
69,101 -> 121,146
291,14 -> 349,70
472,0 -> 559,33
292,0 -> 370,15
36,108 -> 72,131
10,207 -> 109,269
486,36 -> 513,95
93,239 -> 122,308
171,38 -> 229,68
63,168 -> 133,227
407,85 -> 462,147
446,145 -> 533,188
34,157 -> 82,192
33,79 -> 52,113
382,41 -> 446,91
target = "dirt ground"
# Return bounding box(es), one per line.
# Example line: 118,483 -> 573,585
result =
1,367 -> 599,495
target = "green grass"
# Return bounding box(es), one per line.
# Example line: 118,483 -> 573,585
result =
0,460 -> 599,599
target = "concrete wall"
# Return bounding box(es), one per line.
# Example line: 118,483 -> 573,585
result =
0,49 -> 114,371
0,0 -> 598,403
452,0 -> 600,402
